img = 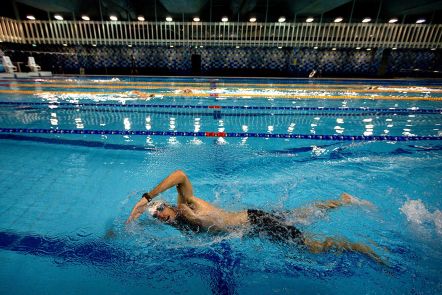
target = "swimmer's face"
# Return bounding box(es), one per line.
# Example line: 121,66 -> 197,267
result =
152,203 -> 176,223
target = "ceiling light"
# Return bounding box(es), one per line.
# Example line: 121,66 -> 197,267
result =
110,15 -> 118,21
200,45 -> 203,48
416,19 -> 426,24
128,44 -> 132,47
54,14 -> 63,21
221,17 -> 228,22
362,17 -> 371,23
278,46 -> 282,49
63,43 -> 67,46
356,47 -> 361,50
367,48 -> 372,51
166,16 -> 173,22
137,16 -> 145,21
306,17 -> 314,23
81,15 -> 90,21
392,47 -> 397,50
92,44 -> 97,47
332,48 -> 336,51
26,15 -> 35,20
431,48 -> 436,51
170,45 -> 174,48
249,17 -> 257,23
236,46 -> 240,49
193,17 -> 200,22
278,17 -> 286,23
334,17 -> 343,23
32,44 -> 36,47
388,18 -> 398,23
313,46 -> 318,49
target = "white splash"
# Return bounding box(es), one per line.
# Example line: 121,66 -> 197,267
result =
400,199 -> 442,233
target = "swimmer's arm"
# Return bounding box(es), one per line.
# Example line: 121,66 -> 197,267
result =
126,170 -> 194,223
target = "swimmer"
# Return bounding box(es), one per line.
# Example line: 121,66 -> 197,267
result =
128,90 -> 155,99
126,170 -> 381,263
176,88 -> 193,94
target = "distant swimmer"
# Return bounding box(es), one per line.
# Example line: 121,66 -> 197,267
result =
126,170 -> 382,263
127,90 -> 155,99
175,88 -> 194,94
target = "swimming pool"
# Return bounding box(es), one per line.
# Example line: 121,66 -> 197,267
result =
0,76 -> 441,294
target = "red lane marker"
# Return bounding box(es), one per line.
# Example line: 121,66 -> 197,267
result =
205,132 -> 226,137
208,105 -> 221,109
209,93 -> 219,97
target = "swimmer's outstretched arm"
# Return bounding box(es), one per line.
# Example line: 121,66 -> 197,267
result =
303,237 -> 383,264
126,170 -> 194,223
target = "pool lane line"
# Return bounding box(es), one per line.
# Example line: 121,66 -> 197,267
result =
1,128 -> 440,141
4,78 -> 442,89
2,82 -> 442,94
1,101 -> 440,114
0,89 -> 440,101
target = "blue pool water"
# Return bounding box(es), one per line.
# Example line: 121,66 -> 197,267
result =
0,76 -> 441,294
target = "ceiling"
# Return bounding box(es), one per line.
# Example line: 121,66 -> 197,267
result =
2,0 -> 442,23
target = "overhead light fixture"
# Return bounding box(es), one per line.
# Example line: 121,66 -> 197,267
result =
388,18 -> 398,23
356,47 -> 361,50
221,17 -> 228,22
249,17 -> 257,23
392,47 -> 397,50
200,45 -> 203,48
54,14 -> 63,21
235,46 -> 240,49
332,48 -> 336,51
362,17 -> 371,23
416,19 -> 426,24
334,17 -> 343,23
166,16 -> 173,22
92,44 -> 97,47
110,15 -> 118,21
306,17 -> 314,23
128,44 -> 132,47
170,45 -> 174,48
278,17 -> 286,23
63,43 -> 67,46
431,48 -> 436,51
277,46 -> 282,49
26,15 -> 36,20
313,46 -> 318,49
32,44 -> 37,47
137,16 -> 145,21
193,17 -> 200,22
81,15 -> 90,21
366,48 -> 372,51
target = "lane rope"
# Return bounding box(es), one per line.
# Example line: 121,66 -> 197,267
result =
1,128 -> 441,141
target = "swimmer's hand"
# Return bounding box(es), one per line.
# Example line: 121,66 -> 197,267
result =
126,197 -> 149,224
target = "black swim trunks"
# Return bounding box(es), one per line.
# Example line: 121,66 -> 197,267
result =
247,209 -> 304,245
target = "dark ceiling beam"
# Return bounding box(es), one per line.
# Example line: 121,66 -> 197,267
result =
101,0 -> 137,20
289,0 -> 353,15
230,0 -> 257,14
383,0 -> 442,15
158,0 -> 209,14
16,0 -> 82,12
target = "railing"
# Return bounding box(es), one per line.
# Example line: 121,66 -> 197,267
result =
0,17 -> 441,48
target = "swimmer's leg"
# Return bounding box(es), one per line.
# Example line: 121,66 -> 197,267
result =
314,193 -> 374,210
288,193 -> 374,224
303,236 -> 383,264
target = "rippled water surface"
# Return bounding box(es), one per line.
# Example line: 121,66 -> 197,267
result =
0,76 -> 441,294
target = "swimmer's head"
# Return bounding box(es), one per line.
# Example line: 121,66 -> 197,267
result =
147,200 -> 178,223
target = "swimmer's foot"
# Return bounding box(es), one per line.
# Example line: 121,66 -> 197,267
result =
340,193 -> 374,208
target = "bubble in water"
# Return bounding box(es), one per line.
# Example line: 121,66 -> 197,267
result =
399,199 -> 432,224
433,210 -> 442,233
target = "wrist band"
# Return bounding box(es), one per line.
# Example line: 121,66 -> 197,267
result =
142,192 -> 152,201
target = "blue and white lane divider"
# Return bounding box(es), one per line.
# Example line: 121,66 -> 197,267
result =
1,128 -> 441,141
0,101 -> 440,114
